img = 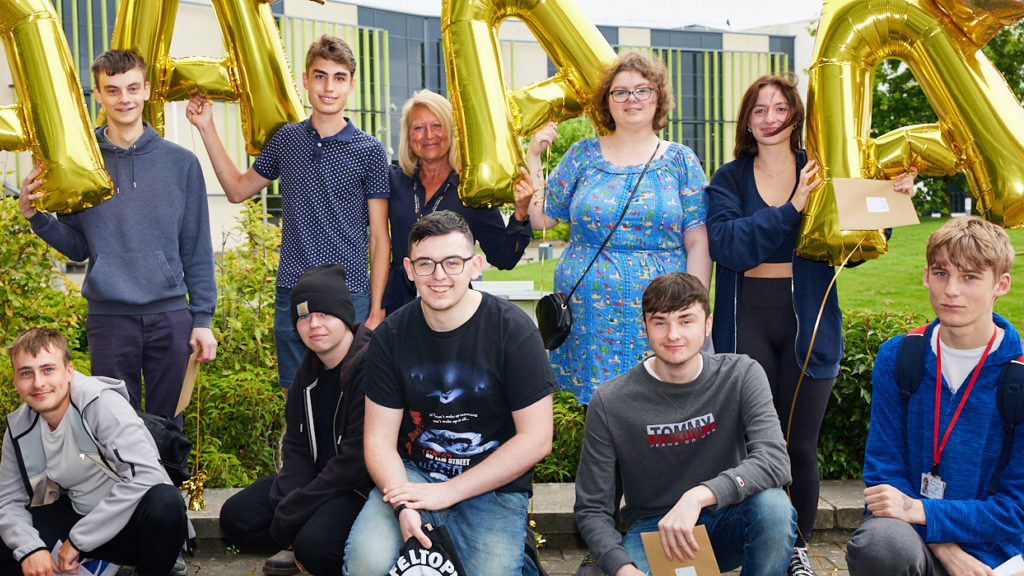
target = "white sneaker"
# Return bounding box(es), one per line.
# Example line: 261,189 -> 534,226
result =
788,546 -> 817,576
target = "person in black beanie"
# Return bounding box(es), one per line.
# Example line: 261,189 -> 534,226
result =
219,264 -> 374,576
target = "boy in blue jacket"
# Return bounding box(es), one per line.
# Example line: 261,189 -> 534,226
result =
847,216 -> 1023,574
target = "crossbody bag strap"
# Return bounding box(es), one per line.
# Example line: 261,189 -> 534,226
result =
565,141 -> 660,301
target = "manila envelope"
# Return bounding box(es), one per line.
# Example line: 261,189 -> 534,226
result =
175,352 -> 199,417
833,178 -> 919,231
642,525 -> 720,576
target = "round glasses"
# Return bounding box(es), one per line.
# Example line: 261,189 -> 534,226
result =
609,86 -> 656,103
409,255 -> 474,276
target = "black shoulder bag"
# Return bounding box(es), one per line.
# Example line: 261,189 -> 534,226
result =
536,142 -> 660,350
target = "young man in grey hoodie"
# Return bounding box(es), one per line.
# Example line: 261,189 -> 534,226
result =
18,50 -> 217,424
0,328 -> 190,576
574,272 -> 797,576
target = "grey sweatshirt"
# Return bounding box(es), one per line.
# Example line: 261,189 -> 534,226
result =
28,123 -> 216,328
574,353 -> 792,576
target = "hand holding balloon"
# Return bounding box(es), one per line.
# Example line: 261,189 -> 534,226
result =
791,160 -> 821,213
185,95 -> 214,133
526,122 -> 558,161
18,163 -> 46,220
513,167 -> 538,221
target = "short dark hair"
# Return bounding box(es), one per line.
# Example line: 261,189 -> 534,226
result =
305,35 -> 357,76
408,211 -> 474,253
7,328 -> 71,366
733,73 -> 804,159
642,273 -> 709,318
590,51 -> 674,133
91,49 -> 147,86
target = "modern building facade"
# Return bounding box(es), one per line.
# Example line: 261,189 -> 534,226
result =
1,0 -> 798,244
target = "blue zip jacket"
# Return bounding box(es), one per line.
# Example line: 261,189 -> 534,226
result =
706,151 -> 842,379
865,315 -> 1024,566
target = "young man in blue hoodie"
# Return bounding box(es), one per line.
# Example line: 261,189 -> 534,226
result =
847,216 -> 1023,574
17,50 -> 217,425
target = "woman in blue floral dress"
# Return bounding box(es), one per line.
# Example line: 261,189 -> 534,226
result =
525,52 -> 710,404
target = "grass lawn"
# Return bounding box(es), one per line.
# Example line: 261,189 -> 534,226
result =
483,217 -> 1024,324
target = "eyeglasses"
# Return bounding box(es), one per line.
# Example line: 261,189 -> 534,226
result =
409,255 -> 474,276
609,86 -> 656,103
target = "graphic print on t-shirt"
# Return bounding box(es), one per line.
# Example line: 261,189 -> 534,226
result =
646,412 -> 716,447
403,360 -> 503,481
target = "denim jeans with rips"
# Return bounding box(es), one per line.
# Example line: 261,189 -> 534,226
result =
343,461 -> 528,576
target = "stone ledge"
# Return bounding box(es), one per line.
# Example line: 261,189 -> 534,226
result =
189,480 -> 866,549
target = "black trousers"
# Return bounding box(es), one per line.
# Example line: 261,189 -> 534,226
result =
737,276 -> 835,546
1,483 -> 187,576
219,475 -> 365,576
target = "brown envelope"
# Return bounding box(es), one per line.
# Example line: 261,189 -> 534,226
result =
642,525 -> 721,576
175,352 -> 199,417
833,178 -> 920,230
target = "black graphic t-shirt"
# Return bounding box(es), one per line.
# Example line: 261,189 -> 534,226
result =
366,292 -> 556,492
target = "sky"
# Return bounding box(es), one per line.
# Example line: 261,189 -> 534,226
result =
346,0 -> 825,31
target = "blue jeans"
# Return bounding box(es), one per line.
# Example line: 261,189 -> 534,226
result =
343,462 -> 528,576
274,286 -> 369,388
622,488 -> 796,576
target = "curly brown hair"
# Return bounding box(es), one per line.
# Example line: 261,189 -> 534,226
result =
590,51 -> 674,132
733,73 -> 803,159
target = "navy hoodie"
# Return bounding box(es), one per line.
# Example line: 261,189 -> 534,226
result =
28,123 -> 216,327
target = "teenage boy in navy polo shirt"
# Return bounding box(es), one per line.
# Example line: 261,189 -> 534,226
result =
187,35 -> 390,388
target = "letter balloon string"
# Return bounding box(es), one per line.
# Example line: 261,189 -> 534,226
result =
785,235 -> 865,576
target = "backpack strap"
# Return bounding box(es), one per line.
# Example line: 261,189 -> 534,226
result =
988,350 -> 1024,494
895,324 -> 930,453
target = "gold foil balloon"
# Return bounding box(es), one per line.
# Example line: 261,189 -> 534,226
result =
804,0 -> 1024,265
442,0 -> 616,208
0,0 -> 112,213
110,0 -> 307,154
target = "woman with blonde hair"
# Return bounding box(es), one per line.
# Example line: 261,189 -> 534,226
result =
384,90 -> 534,314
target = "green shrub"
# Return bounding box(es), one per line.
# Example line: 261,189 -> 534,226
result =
534,391 -> 587,482
818,309 -> 927,479
0,197 -> 88,430
187,200 -> 285,487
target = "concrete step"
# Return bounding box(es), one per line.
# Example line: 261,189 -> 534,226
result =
187,479 -> 866,552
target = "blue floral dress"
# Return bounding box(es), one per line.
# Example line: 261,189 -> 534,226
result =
545,138 -> 707,404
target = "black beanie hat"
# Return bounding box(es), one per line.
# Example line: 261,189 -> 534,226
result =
290,264 -> 355,330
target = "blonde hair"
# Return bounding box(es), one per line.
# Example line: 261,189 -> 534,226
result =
8,328 -> 70,366
398,90 -> 460,177
926,216 -> 1015,277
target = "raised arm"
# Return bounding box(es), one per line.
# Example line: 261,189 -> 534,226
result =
524,123 -> 560,231
185,95 -> 270,203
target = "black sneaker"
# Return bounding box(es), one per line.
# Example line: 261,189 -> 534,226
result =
788,546 -> 817,576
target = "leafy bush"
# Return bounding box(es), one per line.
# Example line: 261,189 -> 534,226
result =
185,200 -> 285,487
818,309 -> 926,479
534,391 -> 587,482
0,196 -> 88,426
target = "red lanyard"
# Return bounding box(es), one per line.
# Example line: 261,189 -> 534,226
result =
932,327 -> 998,473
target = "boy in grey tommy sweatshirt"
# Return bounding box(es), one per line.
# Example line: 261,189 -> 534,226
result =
574,272 -> 796,576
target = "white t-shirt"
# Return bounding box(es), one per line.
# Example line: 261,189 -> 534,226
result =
931,328 -> 1005,394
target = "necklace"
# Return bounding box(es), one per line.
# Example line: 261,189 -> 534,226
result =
754,160 -> 792,183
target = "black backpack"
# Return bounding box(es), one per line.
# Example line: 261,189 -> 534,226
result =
136,410 -> 193,487
895,324 -> 1024,494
